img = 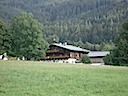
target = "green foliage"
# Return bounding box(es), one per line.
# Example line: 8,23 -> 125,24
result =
101,43 -> 115,51
0,0 -> 128,59
104,20 -> 128,66
85,42 -> 101,51
0,20 -> 11,54
80,55 -> 91,64
113,20 -> 128,65
0,0 -> 128,46
10,12 -> 48,60
45,34 -> 60,44
0,61 -> 128,96
103,53 -> 115,65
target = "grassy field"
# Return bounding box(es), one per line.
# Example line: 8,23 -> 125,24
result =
0,61 -> 128,96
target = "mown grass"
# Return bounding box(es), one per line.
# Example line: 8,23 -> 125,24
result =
0,61 -> 128,96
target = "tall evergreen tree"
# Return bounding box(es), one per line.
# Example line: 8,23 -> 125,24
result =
104,20 -> 128,65
114,20 -> 128,64
11,12 -> 48,60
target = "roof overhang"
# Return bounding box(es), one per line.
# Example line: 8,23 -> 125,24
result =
50,43 -> 90,53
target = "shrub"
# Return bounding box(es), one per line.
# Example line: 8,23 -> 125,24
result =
103,54 -> 128,66
80,55 -> 91,64
103,54 -> 114,65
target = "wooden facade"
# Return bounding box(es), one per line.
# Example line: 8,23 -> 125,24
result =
89,57 -> 105,63
43,43 -> 109,64
45,43 -> 89,61
87,51 -> 110,64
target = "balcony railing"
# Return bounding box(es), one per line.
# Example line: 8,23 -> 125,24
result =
46,49 -> 59,53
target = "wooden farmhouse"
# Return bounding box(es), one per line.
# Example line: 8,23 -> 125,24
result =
44,43 -> 90,63
43,43 -> 109,64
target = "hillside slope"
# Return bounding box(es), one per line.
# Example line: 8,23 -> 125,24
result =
0,0 -> 128,48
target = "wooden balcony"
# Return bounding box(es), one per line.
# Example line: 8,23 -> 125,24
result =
46,49 -> 59,53
45,55 -> 80,60
45,55 -> 70,60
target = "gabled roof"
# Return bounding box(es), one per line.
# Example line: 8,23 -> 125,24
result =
51,43 -> 90,53
87,51 -> 110,57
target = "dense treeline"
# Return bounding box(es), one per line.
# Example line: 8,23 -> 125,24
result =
0,0 -> 128,50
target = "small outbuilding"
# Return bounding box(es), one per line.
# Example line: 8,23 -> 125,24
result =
87,51 -> 110,64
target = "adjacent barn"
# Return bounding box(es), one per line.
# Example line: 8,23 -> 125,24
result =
87,51 -> 110,64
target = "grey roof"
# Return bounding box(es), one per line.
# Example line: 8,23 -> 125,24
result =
51,43 -> 90,53
87,51 -> 110,57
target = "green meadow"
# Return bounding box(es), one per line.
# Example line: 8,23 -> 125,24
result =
0,61 -> 128,96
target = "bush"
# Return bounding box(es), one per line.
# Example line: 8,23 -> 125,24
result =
103,54 -> 114,65
80,55 -> 91,64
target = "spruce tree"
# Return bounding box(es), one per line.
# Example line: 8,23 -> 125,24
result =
114,20 -> 128,64
104,20 -> 128,65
